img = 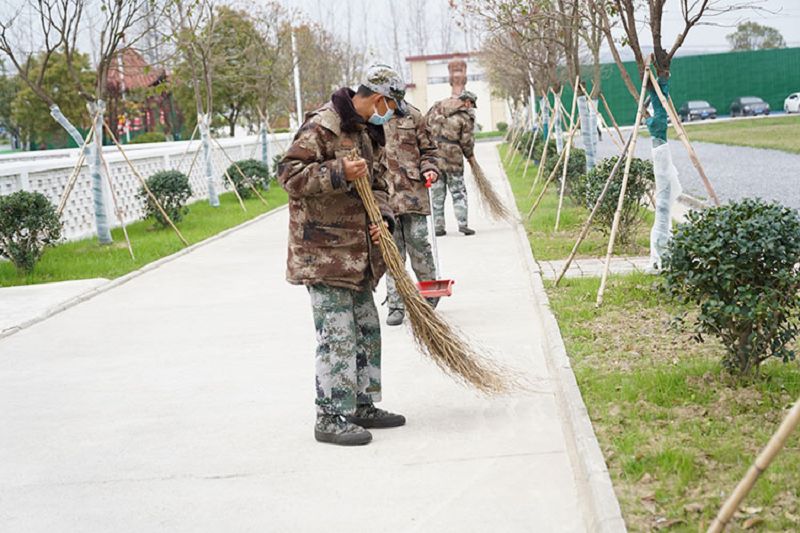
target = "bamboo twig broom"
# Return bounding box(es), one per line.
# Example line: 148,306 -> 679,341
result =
348,150 -> 517,394
467,155 -> 516,223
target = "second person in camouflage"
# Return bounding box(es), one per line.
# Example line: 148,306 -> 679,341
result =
383,102 -> 441,326
425,90 -> 478,236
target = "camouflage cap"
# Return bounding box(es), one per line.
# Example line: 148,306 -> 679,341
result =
459,89 -> 478,108
362,63 -> 408,116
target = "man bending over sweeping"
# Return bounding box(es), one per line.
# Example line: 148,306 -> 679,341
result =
383,100 -> 441,327
425,90 -> 478,236
277,65 -> 407,446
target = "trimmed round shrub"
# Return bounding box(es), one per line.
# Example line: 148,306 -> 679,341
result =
533,136 -> 557,165
514,130 -> 551,162
0,190 -> 61,273
271,153 -> 283,180
138,170 -> 192,227
225,159 -> 270,199
660,199 -> 800,376
130,131 -> 166,144
560,147 -> 586,200
496,121 -> 508,133
583,156 -> 653,244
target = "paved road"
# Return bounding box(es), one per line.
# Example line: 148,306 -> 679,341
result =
587,133 -> 800,209
0,143 -> 618,532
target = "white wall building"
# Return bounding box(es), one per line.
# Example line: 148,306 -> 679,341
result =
404,52 -> 509,132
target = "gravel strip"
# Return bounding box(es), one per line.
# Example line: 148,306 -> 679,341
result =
580,134 -> 800,210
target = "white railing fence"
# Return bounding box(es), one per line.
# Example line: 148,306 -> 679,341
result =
0,133 -> 294,241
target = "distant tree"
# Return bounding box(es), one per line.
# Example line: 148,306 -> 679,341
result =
727,21 -> 786,51
207,6 -> 261,137
287,23 -> 352,111
0,68 -> 21,147
11,53 -> 93,148
1,0 -> 153,245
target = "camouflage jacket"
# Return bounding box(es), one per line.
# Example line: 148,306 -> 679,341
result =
278,97 -> 394,291
384,104 -> 439,216
426,97 -> 475,175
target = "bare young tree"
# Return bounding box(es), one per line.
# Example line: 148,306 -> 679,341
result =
440,3 -> 455,54
386,2 -> 404,78
608,0 -> 764,266
166,0 -> 222,206
407,0 -> 429,56
611,1 -> 764,79
1,0 -> 151,244
244,2 -> 293,166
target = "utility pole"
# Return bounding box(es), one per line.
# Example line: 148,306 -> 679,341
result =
290,29 -> 303,129
527,62 -> 538,129
117,41 -> 131,143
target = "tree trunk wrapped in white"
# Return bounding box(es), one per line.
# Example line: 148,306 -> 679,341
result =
540,97 -> 550,143
198,113 -> 219,207
51,103 -> 112,244
260,120 -> 270,169
87,100 -> 112,243
577,95 -> 599,171
649,143 -> 682,269
554,101 -> 564,154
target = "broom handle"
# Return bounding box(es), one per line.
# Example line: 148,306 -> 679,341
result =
426,176 -> 441,278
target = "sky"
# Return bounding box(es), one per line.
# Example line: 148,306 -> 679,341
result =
277,0 -> 800,66
2,0 -> 798,73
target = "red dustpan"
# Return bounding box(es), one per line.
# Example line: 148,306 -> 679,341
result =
417,176 -> 455,298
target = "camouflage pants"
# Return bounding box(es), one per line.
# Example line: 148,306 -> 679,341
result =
307,284 -> 381,415
431,171 -> 468,231
386,213 -> 437,311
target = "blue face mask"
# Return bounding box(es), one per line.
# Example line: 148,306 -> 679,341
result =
368,97 -> 394,125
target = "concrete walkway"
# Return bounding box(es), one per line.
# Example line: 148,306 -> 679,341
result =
0,278 -> 108,336
538,256 -> 652,280
0,142 -> 622,532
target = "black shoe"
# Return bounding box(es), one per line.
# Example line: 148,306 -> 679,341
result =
347,404 -> 406,429
314,414 -> 372,446
459,226 -> 476,236
386,309 -> 404,326
435,228 -> 446,237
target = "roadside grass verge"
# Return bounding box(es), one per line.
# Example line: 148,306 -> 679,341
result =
548,274 -> 800,532
499,143 -> 653,261
476,130 -> 505,140
0,187 -> 288,287
501,138 -> 800,531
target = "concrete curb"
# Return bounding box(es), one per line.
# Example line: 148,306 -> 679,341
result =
0,205 -> 288,341
493,144 -> 627,532
678,192 -> 708,210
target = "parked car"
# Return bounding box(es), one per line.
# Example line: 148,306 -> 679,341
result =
729,96 -> 770,117
678,100 -> 717,122
784,92 -> 800,114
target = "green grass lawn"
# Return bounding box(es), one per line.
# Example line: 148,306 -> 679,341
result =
500,143 -> 653,261
549,274 -> 800,532
0,187 -> 288,287
476,130 -> 504,140
662,115 -> 800,154
501,138 -> 800,530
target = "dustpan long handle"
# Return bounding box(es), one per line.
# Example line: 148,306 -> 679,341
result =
426,176 -> 441,278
